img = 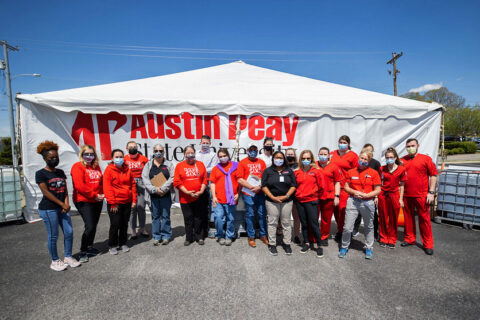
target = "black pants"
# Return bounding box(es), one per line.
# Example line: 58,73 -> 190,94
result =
107,203 -> 131,248
180,193 -> 209,242
75,201 -> 103,252
295,200 -> 321,244
354,205 -> 379,239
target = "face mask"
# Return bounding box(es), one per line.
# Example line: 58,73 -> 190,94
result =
113,158 -> 124,166
128,147 -> 138,155
407,147 -> 417,155
385,158 -> 395,165
286,156 -> 296,163
83,155 -> 95,163
219,156 -> 229,164
248,150 -> 258,158
318,155 -> 328,163
338,143 -> 348,151
302,160 -> 311,166
358,160 -> 369,167
47,158 -> 59,168
186,154 -> 195,160
264,146 -> 273,152
201,144 -> 210,151
153,151 -> 164,159
273,159 -> 284,167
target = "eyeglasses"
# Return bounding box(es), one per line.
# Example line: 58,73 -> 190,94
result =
83,153 -> 94,157
154,150 -> 164,153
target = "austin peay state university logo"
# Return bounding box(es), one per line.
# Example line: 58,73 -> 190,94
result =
247,163 -> 263,175
183,167 -> 200,178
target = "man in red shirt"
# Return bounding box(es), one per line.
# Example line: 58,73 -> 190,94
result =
401,138 -> 438,255
124,141 -> 149,239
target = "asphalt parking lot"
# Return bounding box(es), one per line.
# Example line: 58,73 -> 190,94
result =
0,213 -> 479,320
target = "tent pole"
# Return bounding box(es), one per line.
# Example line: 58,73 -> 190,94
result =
441,108 -> 446,169
234,115 -> 241,162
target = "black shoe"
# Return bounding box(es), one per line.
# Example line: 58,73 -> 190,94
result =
284,245 -> 292,255
334,233 -> 342,242
184,240 -> 192,246
387,243 -> 395,249
316,247 -> 324,258
300,243 -> 310,253
86,247 -> 100,256
320,239 -> 328,247
401,241 -> 413,247
268,245 -> 278,256
424,248 -> 434,255
293,236 -> 301,244
130,235 -> 138,240
379,242 -> 387,248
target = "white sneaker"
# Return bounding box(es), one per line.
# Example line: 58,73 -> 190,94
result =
50,260 -> 67,272
121,245 -> 130,253
64,257 -> 81,268
109,247 -> 118,255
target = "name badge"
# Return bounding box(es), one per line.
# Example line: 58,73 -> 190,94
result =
351,177 -> 359,180
279,176 -> 285,182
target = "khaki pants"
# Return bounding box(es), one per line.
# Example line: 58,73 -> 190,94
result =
266,200 -> 293,245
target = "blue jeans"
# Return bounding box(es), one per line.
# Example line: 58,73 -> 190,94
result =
38,208 -> 73,261
214,203 -> 237,240
243,193 -> 267,238
151,196 -> 172,241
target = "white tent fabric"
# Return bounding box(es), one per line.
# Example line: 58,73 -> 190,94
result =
17,61 -> 443,222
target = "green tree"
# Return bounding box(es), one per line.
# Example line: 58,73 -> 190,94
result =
0,137 -> 13,165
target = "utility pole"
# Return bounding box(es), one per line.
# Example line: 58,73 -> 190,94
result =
1,40 -> 19,167
387,52 -> 403,96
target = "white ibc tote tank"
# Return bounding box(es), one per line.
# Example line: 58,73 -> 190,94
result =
0,166 -> 23,222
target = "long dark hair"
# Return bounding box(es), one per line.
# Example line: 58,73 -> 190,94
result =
271,151 -> 289,170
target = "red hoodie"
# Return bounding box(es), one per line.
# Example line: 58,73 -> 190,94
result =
124,153 -> 149,179
294,167 -> 325,203
71,162 -> 103,203
103,163 -> 137,206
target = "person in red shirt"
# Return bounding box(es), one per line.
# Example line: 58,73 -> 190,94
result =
316,147 -> 344,246
378,147 -> 407,249
71,145 -> 104,263
103,149 -> 137,255
401,138 -> 438,255
294,150 -> 325,257
237,144 -> 268,248
124,141 -> 149,239
329,135 -> 359,242
339,151 -> 381,260
210,148 -> 240,246
173,146 -> 209,245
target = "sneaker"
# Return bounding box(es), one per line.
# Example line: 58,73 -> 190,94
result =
50,260 -> 67,271
424,248 -> 434,255
300,243 -> 310,254
387,243 -> 395,249
284,245 -> 292,255
365,248 -> 373,260
320,239 -> 329,247
79,253 -> 89,263
268,245 -> 278,256
109,247 -> 118,255
316,247 -> 324,258
225,238 -> 232,246
379,242 -> 387,248
153,240 -> 162,246
162,239 -> 170,245
64,257 -> 81,268
198,239 -> 205,245
219,238 -> 226,245
184,240 -> 192,246
293,236 -> 301,244
86,247 -> 100,256
401,241 -> 414,247
338,248 -> 348,258
121,245 -> 130,253
352,230 -> 359,237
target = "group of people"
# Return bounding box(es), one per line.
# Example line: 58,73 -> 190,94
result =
35,134 -> 438,271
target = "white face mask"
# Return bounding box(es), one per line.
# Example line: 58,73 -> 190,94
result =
201,143 -> 210,151
273,158 -> 284,167
219,156 -> 229,164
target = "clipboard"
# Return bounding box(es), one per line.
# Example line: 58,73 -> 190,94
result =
151,172 -> 167,188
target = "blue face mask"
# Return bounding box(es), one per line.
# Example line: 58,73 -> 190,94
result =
302,160 -> 311,166
248,150 -> 258,158
273,159 -> 284,167
113,158 -> 124,166
318,155 -> 328,162
358,160 -> 368,167
338,143 -> 348,151
385,158 -> 395,165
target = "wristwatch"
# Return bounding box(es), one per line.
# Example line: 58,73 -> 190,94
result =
428,191 -> 435,195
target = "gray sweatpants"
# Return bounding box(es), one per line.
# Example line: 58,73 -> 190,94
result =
130,180 -> 146,230
266,200 -> 293,245
341,197 -> 375,250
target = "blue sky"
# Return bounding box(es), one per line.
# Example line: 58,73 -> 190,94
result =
1,0 -> 479,136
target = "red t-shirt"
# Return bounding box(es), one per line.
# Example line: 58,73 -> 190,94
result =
173,160 -> 208,204
209,162 -> 240,204
346,167 -> 381,200
381,165 -> 407,193
402,153 -> 438,197
316,161 -> 345,200
237,157 -> 266,195
330,150 -> 359,187
103,163 -> 137,205
294,167 -> 325,203
71,162 -> 103,203
124,154 -> 149,179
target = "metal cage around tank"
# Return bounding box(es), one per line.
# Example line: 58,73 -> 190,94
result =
0,166 -> 23,222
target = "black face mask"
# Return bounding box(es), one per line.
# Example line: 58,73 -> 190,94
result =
128,147 -> 138,155
264,146 -> 273,152
286,156 -> 296,163
46,158 -> 59,168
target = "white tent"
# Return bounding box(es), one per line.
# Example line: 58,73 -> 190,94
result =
17,61 -> 443,221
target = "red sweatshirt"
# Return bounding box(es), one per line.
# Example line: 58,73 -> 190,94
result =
71,162 -> 103,203
330,150 -> 358,188
173,160 -> 208,204
103,163 -> 137,206
294,167 -> 325,203
124,154 -> 149,179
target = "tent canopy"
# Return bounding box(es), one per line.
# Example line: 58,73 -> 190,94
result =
17,61 -> 442,119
